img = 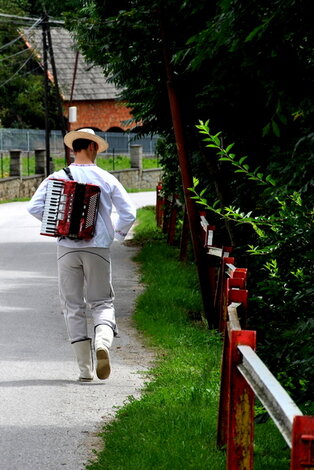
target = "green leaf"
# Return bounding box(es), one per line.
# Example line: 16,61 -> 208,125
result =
262,123 -> 271,137
266,175 -> 276,186
278,113 -> 288,125
245,23 -> 265,42
212,136 -> 221,146
226,143 -> 235,153
196,201 -> 209,206
271,120 -> 280,137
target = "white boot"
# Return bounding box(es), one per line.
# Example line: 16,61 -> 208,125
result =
94,325 -> 113,380
72,339 -> 94,382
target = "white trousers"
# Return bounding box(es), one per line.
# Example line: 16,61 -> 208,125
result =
57,246 -> 116,343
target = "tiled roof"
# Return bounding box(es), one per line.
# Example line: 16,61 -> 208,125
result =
23,27 -> 119,102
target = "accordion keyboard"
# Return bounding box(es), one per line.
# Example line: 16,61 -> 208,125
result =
41,179 -> 64,236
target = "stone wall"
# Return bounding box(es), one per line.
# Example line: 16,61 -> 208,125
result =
111,168 -> 162,190
0,176 -> 43,201
0,168 -> 162,201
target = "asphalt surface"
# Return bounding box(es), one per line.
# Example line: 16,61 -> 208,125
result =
0,192 -> 156,470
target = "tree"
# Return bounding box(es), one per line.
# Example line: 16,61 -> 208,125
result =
64,0 -> 313,400
0,0 -> 60,128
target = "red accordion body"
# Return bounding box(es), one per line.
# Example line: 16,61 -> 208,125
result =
40,178 -> 100,240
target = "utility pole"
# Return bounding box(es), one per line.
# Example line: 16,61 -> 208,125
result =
42,13 -> 51,177
46,18 -> 71,165
159,13 -> 214,325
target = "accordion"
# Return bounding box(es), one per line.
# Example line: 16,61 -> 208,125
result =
40,178 -> 100,240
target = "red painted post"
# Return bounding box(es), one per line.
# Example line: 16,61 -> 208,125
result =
167,194 -> 178,245
227,330 -> 256,470
162,196 -> 172,234
290,415 -> 314,469
156,184 -> 164,227
228,278 -> 246,289
218,257 -> 236,333
231,268 -> 248,280
217,326 -> 231,448
228,287 -> 249,328
179,206 -> 189,261
228,288 -> 249,311
215,251 -> 226,324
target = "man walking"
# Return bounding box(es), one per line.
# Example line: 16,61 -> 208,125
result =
28,128 -> 136,382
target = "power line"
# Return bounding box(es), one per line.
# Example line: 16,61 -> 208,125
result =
0,12 -> 64,25
0,47 -> 30,62
19,62 -> 46,76
0,17 -> 43,52
0,52 -> 35,88
0,12 -> 42,22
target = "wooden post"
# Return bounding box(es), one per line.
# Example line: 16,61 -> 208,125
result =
217,326 -> 231,448
227,330 -> 256,470
46,16 -> 70,165
290,415 -> 314,469
156,183 -> 164,227
167,194 -> 178,245
42,14 -> 50,177
218,257 -> 236,334
179,206 -> 190,261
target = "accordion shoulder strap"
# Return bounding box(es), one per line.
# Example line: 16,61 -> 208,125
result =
63,167 -> 74,181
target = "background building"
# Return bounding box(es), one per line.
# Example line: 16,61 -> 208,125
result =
23,27 -> 134,132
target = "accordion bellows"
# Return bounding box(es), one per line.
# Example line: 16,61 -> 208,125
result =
40,178 -> 100,240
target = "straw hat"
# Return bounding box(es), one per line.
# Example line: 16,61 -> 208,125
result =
64,128 -> 109,153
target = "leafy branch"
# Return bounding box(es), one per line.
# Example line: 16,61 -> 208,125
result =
189,176 -> 277,239
189,120 -> 309,256
196,120 -> 277,186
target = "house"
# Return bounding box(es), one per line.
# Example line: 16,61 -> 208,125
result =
23,26 -> 134,132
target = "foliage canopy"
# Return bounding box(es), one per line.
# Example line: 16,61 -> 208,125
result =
63,0 -> 314,401
1,0 -> 313,400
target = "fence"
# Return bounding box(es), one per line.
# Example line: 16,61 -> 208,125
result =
0,128 -> 159,155
155,185 -> 314,469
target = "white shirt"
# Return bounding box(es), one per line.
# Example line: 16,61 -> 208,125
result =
27,163 -> 136,248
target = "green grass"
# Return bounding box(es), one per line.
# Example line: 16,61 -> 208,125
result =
0,154 -> 36,177
85,207 -> 291,470
52,155 -> 159,172
0,154 -> 159,177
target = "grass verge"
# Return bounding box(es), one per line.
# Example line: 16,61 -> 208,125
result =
86,207 -> 291,470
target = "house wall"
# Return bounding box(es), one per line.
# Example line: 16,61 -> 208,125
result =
65,100 -> 133,132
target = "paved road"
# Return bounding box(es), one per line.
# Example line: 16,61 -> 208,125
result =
0,192 -> 156,470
